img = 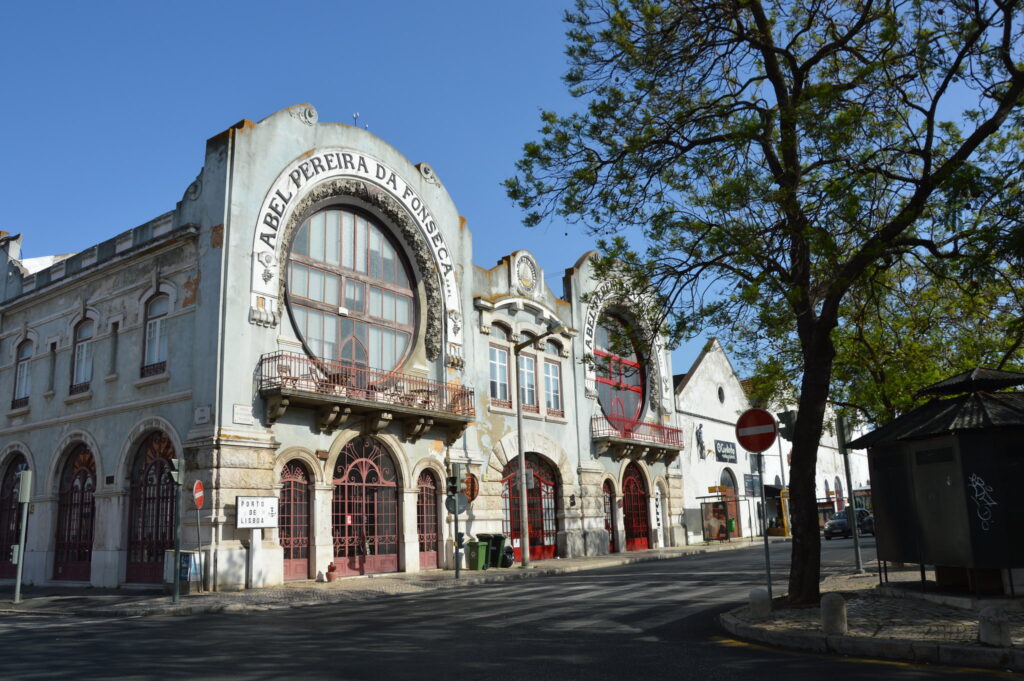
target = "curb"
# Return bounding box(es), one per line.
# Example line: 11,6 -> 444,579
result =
718,609 -> 1023,673
3,540 -> 785,619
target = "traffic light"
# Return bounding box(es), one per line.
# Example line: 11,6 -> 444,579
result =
455,531 -> 465,548
168,457 -> 182,485
776,410 -> 797,441
446,476 -> 457,496
9,545 -> 19,564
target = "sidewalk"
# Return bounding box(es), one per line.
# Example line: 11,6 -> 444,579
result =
720,566 -> 1024,674
0,536 -> 774,618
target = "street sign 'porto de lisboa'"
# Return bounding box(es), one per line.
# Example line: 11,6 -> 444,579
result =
735,408 -> 779,453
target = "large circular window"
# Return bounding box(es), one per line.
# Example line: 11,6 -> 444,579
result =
594,313 -> 644,424
287,207 -> 415,372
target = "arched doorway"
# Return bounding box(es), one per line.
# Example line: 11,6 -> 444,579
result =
720,468 -> 742,537
623,463 -> 650,551
602,480 -> 616,553
279,461 -> 312,581
416,470 -> 440,569
332,437 -> 399,576
501,453 -> 558,562
126,432 -> 176,583
54,445 -> 96,581
0,454 -> 28,579
835,476 -> 845,511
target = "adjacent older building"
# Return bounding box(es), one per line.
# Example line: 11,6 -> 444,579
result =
0,104 -> 687,590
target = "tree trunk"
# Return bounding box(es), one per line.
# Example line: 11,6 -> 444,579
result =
786,337 -> 836,604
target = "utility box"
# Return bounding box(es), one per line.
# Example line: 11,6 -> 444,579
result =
849,368 -> 1024,596
163,550 -> 204,594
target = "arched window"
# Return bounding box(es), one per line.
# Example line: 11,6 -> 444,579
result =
416,470 -> 440,569
12,341 -> 32,409
279,461 -> 311,581
0,454 -> 28,578
622,463 -> 650,551
501,453 -> 559,561
71,320 -> 95,393
142,294 -> 169,376
288,207 -> 415,373
331,437 -> 400,576
126,432 -> 176,583
594,313 -> 643,426
54,445 -> 96,580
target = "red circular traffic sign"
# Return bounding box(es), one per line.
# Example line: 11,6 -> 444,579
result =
193,480 -> 205,510
735,408 -> 778,452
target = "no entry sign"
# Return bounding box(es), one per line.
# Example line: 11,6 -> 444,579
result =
735,409 -> 778,453
193,480 -> 205,510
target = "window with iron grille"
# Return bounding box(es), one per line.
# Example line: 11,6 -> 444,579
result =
12,341 -> 32,409
126,432 -> 176,583
142,294 -> 169,377
54,445 -> 96,580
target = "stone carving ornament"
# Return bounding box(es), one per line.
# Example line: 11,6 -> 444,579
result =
276,178 -> 443,362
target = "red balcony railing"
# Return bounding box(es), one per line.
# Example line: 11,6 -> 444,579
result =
592,415 -> 684,448
258,351 -> 474,417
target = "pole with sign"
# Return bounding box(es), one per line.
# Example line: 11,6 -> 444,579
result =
736,408 -> 778,600
12,470 -> 31,604
193,480 -> 205,592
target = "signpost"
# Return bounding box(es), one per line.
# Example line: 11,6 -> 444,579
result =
12,470 -> 31,604
736,408 -> 778,599
236,496 -> 278,589
192,481 -> 205,592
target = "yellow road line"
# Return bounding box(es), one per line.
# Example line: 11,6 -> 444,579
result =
709,636 -> 1024,678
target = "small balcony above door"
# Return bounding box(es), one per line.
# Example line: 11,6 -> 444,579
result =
591,415 -> 684,463
258,351 -> 474,444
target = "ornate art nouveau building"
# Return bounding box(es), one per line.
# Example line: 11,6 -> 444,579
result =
0,104 -> 688,589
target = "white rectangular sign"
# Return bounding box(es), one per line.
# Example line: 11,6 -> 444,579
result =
236,496 -> 278,529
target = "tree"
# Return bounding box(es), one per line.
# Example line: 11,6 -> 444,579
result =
507,0 -> 1024,604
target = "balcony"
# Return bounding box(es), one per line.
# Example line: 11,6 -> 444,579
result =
257,351 -> 474,444
591,415 -> 684,463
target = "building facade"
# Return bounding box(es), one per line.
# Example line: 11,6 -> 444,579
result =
0,104 -> 687,590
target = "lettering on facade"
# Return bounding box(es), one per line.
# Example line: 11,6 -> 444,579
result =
250,148 -> 463,347
236,496 -> 279,529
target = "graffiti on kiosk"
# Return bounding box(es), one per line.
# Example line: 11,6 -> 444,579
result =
967,473 -> 997,531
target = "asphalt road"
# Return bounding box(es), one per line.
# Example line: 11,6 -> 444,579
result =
0,538 -> 1009,680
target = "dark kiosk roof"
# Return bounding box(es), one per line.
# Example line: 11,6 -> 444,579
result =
846,368 -> 1024,450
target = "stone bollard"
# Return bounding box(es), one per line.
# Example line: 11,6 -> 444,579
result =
821,593 -> 848,635
749,588 -> 771,620
979,607 -> 1011,647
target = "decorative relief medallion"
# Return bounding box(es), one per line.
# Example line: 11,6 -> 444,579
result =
289,105 -> 318,126
516,255 -> 538,295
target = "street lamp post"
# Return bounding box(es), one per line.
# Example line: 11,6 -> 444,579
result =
513,322 -> 566,569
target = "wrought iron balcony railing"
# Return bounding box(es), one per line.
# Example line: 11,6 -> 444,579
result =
257,351 -> 475,418
591,415 -> 685,449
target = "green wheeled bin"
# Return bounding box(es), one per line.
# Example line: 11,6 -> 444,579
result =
726,518 -> 736,535
486,534 -> 506,567
466,541 -> 488,570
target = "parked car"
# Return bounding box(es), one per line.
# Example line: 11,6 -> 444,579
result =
823,508 -> 874,539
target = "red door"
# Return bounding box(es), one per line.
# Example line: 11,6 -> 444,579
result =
332,438 -> 399,576
279,461 -> 311,581
0,454 -> 27,579
126,432 -> 176,583
602,480 -> 616,553
416,470 -> 439,570
623,463 -> 650,551
502,454 -> 558,562
54,446 -> 96,581
721,470 -> 742,537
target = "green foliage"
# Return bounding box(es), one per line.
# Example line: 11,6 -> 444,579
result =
508,0 -> 1024,604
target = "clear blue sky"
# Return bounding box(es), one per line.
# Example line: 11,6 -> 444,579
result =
1,0 -> 706,371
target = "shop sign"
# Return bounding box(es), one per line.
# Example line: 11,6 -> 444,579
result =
715,440 -> 737,463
